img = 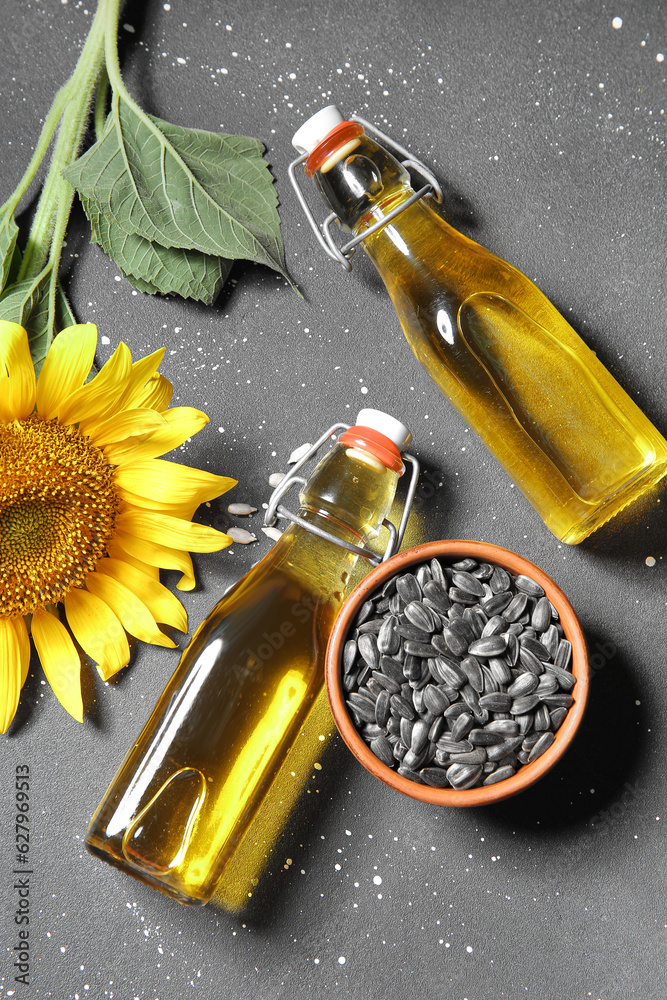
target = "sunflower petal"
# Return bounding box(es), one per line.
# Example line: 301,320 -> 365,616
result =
112,529 -> 197,591
115,487 -> 200,520
94,407 -> 168,447
55,341 -> 132,428
114,460 -> 236,507
85,571 -> 177,648
106,539 -> 160,579
96,557 -> 188,632
0,618 -> 22,733
35,323 -> 97,419
117,509 -> 232,554
115,348 -> 166,411
104,407 -> 209,463
0,321 -> 36,421
31,608 -> 83,723
132,372 -> 173,411
14,615 -> 31,687
64,588 -> 130,681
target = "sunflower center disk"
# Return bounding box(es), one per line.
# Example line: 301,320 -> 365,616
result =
0,415 -> 120,617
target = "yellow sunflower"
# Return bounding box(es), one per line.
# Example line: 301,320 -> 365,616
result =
0,320 -> 235,732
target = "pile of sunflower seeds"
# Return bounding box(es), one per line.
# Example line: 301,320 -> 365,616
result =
342,556 -> 576,790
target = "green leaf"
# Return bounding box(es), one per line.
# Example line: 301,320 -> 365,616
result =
55,281 -> 77,331
0,265 -> 55,369
82,194 -> 232,304
0,207 -> 20,294
65,93 -> 292,286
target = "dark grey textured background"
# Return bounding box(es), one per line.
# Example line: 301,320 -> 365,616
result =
1,1 -> 666,997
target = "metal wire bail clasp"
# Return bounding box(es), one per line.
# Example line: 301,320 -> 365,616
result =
288,114 -> 443,271
264,422 -> 420,566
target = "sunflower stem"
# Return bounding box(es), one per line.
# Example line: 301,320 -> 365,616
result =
17,1 -> 111,284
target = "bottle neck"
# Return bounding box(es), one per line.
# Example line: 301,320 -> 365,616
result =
269,441 -> 400,592
312,131 -> 414,232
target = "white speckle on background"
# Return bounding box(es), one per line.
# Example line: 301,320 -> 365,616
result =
466,945 -> 473,954
645,556 -> 656,566
338,956 -> 346,965
658,53 -> 665,62
612,16 -> 623,29
373,875 -> 382,885
101,335 -> 110,345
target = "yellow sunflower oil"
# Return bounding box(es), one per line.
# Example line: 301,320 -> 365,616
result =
292,108 -> 667,544
86,411 -> 410,905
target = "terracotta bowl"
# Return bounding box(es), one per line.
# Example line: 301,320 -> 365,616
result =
325,540 -> 589,806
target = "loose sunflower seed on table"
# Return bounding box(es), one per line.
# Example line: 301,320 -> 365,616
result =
342,556 -> 578,790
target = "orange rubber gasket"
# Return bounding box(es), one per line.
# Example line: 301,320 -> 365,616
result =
305,121 -> 364,177
339,425 -> 404,474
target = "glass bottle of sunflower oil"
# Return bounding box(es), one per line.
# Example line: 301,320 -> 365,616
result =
290,107 -> 667,544
86,409 -> 414,905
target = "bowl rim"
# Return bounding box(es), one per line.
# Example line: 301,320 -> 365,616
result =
325,539 -> 589,806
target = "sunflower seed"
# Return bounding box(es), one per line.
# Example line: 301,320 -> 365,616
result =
370,734 -> 394,767
403,746 -> 429,771
527,731 -> 555,761
347,693 -> 377,722
478,692 -> 512,712
513,574 -> 544,597
422,683 -> 450,715
446,762 -> 483,789
485,719 -> 519,737
452,570 -> 486,597
507,672 -> 539,698
504,592 -> 528,622
483,764 -> 516,785
377,616 -> 401,655
288,442 -> 312,464
533,703 -> 552,731
379,656 -> 404,683
416,564 -> 432,588
521,636 -> 551,661
480,592 -> 513,615
227,502 -> 258,516
531,596 -> 552,632
397,765 -> 423,782
468,635 -> 508,658
357,619 -> 384,635
540,624 -> 560,659
405,601 -> 439,633
541,693 -> 574,709
518,647 -> 545,675
490,565 -> 511,593
554,639 -> 573,671
390,694 -> 416,720
428,716 -> 445,742
549,707 -> 568,729
461,656 -> 484,693
481,615 -> 507,637
410,718 -> 431,754
422,580 -> 450,612
420,767 -> 451,788
511,693 -> 541,715
536,673 -> 559,696
488,657 -> 513,685
357,633 -> 380,670
449,747 -> 487,766
355,600 -> 376,626
375,689 -> 391,727
544,663 -> 577,691
486,736 -> 524,761
396,573 -> 422,604
261,525 -> 283,541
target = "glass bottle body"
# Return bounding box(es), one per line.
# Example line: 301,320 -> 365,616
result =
313,137 -> 667,543
86,444 -> 399,904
